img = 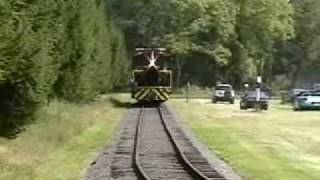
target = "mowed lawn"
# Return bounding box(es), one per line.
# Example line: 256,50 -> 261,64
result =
0,94 -> 128,180
170,99 -> 320,180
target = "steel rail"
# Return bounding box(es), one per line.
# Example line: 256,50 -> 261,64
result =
133,106 -> 151,180
158,104 -> 210,180
134,104 -> 211,180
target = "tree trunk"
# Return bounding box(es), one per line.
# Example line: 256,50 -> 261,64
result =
291,59 -> 304,88
176,57 -> 182,88
264,47 -> 273,85
291,49 -> 305,88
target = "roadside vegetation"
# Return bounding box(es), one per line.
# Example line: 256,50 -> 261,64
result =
1,0 -> 319,133
171,99 -> 320,180
0,0 -> 128,130
0,94 -> 127,180
112,0 -> 295,88
1,0 -> 320,179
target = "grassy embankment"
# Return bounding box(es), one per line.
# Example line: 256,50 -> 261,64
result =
0,94 -> 129,180
170,99 -> 320,180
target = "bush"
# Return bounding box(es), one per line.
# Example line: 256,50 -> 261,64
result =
0,0 -> 129,129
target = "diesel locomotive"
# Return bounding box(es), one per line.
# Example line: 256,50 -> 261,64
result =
131,48 -> 172,102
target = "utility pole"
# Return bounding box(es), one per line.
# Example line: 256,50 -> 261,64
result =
186,81 -> 190,103
255,76 -> 262,110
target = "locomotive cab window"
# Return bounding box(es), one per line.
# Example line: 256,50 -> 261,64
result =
133,70 -> 172,87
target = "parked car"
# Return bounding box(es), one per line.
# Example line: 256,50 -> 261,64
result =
293,91 -> 320,111
240,91 -> 270,110
289,89 -> 308,102
212,84 -> 235,104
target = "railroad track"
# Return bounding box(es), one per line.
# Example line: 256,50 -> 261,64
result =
111,104 -> 226,180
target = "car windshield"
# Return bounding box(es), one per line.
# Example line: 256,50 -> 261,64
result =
246,91 -> 268,98
292,89 -> 306,95
216,86 -> 231,90
301,92 -> 320,97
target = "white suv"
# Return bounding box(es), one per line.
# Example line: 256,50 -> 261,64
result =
212,84 -> 235,104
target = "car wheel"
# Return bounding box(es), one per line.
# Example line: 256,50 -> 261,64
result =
212,98 -> 217,103
240,102 -> 246,110
230,99 -> 235,104
263,104 -> 269,110
293,101 -> 300,111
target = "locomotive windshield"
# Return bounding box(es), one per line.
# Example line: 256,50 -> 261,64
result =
132,52 -> 171,70
132,48 -> 172,87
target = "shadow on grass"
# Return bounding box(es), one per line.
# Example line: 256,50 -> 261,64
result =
109,97 -> 162,108
109,97 -> 135,108
0,117 -> 26,139
275,106 -> 292,111
293,109 -> 320,112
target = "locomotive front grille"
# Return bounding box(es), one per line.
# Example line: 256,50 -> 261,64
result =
132,69 -> 172,102
133,87 -> 171,102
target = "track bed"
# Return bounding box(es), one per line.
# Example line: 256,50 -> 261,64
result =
111,104 -> 226,180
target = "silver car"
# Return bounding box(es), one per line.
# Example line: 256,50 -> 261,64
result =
293,91 -> 320,111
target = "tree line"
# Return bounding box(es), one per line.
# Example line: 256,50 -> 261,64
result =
111,0 -> 320,89
1,0 -> 319,130
0,0 -> 129,130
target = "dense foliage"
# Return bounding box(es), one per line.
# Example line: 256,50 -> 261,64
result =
0,0 -> 129,129
111,0 -> 295,88
280,0 -> 320,87
1,0 -> 319,130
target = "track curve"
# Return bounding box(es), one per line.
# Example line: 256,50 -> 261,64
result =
133,104 -> 226,180
111,104 -> 226,180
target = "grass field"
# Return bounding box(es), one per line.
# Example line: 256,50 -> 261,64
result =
170,99 -> 320,180
0,94 -> 128,180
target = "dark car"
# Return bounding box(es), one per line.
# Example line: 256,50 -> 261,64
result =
240,91 -> 270,110
212,84 -> 235,104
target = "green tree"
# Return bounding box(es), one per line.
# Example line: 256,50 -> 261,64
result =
112,0 -> 294,87
232,0 -> 294,85
289,0 -> 320,87
0,0 -> 129,131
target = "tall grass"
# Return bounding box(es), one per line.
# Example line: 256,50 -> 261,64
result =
0,94 -> 127,180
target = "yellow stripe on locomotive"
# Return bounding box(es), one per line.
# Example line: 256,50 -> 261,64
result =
132,86 -> 172,102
